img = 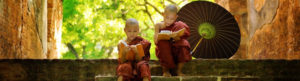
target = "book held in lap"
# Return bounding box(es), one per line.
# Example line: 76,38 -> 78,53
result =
118,40 -> 145,61
157,28 -> 185,40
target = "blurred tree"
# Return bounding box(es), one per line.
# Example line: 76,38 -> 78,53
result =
62,0 -> 214,59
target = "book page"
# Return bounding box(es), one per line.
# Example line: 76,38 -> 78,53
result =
157,30 -> 172,40
157,28 -> 185,40
173,28 -> 185,37
118,40 -> 145,61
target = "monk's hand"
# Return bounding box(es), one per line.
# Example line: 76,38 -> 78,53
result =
130,45 -> 138,54
121,46 -> 130,63
170,33 -> 180,41
131,45 -> 141,61
123,46 -> 130,54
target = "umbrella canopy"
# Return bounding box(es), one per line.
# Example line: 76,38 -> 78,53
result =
177,1 -> 241,58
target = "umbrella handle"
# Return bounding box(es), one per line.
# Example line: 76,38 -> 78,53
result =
190,37 -> 203,55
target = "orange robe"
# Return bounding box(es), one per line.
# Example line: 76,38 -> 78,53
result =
117,36 -> 151,81
155,21 -> 192,69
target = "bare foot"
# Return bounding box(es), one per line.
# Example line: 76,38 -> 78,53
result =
163,72 -> 172,77
177,71 -> 185,76
143,77 -> 149,81
117,76 -> 123,81
177,62 -> 185,76
162,66 -> 171,77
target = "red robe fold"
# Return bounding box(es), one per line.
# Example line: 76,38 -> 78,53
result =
117,36 -> 151,81
155,21 -> 192,69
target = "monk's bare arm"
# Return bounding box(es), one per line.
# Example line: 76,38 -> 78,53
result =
154,23 -> 162,43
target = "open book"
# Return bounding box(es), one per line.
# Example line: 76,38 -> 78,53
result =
157,28 -> 186,40
118,40 -> 145,61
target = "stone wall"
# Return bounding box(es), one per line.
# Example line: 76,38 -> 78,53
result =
248,0 -> 300,59
0,0 -> 62,59
215,0 -> 300,59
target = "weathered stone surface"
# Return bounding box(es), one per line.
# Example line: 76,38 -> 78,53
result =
21,0 -> 46,59
248,0 -> 278,38
216,0 -> 300,59
95,76 -> 300,81
215,0 -> 247,15
0,0 -> 62,59
0,0 -> 22,58
0,0 -> 46,59
0,59 -> 299,80
95,76 -> 264,81
248,0 -> 300,59
0,62 -> 27,81
47,0 -> 62,59
0,59 -> 117,80
96,76 -> 260,81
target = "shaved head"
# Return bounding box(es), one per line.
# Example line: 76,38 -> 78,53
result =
125,18 -> 139,28
163,4 -> 178,26
164,4 -> 178,13
124,18 -> 139,41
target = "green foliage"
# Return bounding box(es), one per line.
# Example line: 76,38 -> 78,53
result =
61,0 -> 214,59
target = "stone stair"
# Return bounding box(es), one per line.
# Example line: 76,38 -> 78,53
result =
0,59 -> 300,81
95,76 -> 259,81
94,59 -> 300,81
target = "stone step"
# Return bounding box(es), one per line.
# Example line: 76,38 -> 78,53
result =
0,59 -> 300,80
96,59 -> 300,77
96,75 -> 298,81
95,76 -> 300,81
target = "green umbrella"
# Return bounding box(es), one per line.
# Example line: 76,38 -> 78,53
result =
177,1 -> 241,58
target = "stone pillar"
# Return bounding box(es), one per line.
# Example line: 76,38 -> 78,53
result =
47,0 -> 62,59
36,0 -> 48,58
0,0 -> 23,58
0,0 -> 49,59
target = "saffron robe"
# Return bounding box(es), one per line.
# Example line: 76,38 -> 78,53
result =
117,36 -> 151,81
155,21 -> 192,69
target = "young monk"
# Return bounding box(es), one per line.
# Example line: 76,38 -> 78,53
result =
154,4 -> 192,77
117,18 -> 151,81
